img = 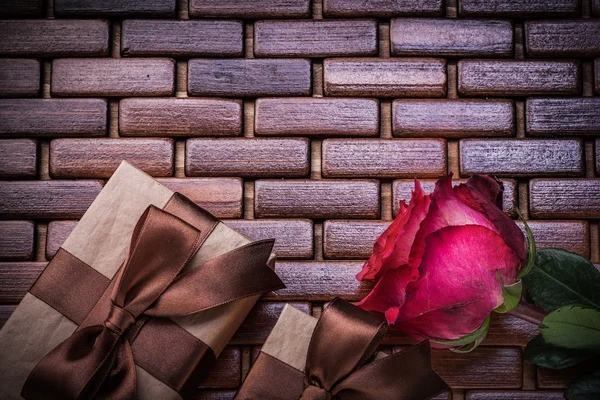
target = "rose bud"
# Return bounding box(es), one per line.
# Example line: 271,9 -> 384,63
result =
356,174 -> 528,349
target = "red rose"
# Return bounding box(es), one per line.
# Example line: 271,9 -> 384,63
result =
357,174 -> 527,345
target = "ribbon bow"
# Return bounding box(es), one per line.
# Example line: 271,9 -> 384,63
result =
22,204 -> 284,400
236,298 -> 448,400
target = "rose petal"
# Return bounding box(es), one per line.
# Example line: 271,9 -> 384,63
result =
356,265 -> 415,324
453,183 -> 488,214
356,204 -> 410,282
357,180 -> 430,282
396,224 -> 521,340
457,174 -> 502,208
408,174 -> 497,272
460,175 -> 527,264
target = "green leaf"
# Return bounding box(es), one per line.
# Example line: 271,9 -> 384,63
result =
523,248 -> 600,313
516,209 -> 536,279
524,334 -> 590,369
541,306 -> 600,350
430,315 -> 490,351
494,271 -> 522,313
566,370 -> 600,400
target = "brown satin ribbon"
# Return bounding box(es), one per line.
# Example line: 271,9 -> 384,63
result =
22,200 -> 285,400
235,299 -> 448,400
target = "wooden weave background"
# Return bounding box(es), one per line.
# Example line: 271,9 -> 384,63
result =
0,0 -> 599,399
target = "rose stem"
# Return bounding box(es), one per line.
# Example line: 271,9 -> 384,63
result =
508,300 -> 547,326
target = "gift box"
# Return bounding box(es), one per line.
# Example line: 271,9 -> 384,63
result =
235,299 -> 449,400
0,161 -> 284,400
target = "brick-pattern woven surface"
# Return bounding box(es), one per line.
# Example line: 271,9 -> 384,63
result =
1,0 -> 599,399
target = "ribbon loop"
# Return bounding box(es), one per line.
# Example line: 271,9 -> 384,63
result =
104,304 -> 136,336
110,205 -> 204,317
146,239 -> 280,317
333,341 -> 448,400
305,298 -> 387,393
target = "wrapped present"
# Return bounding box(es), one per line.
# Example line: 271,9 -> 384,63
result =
0,161 -> 284,400
235,298 -> 448,400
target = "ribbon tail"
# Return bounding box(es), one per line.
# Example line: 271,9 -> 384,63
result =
333,341 -> 448,400
94,338 -> 136,400
146,239 -> 285,317
21,326 -> 133,400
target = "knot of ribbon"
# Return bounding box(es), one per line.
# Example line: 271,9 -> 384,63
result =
21,203 -> 285,400
236,298 -> 448,400
104,304 -> 136,336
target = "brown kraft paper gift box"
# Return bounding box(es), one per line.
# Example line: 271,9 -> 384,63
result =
0,161 -> 279,399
